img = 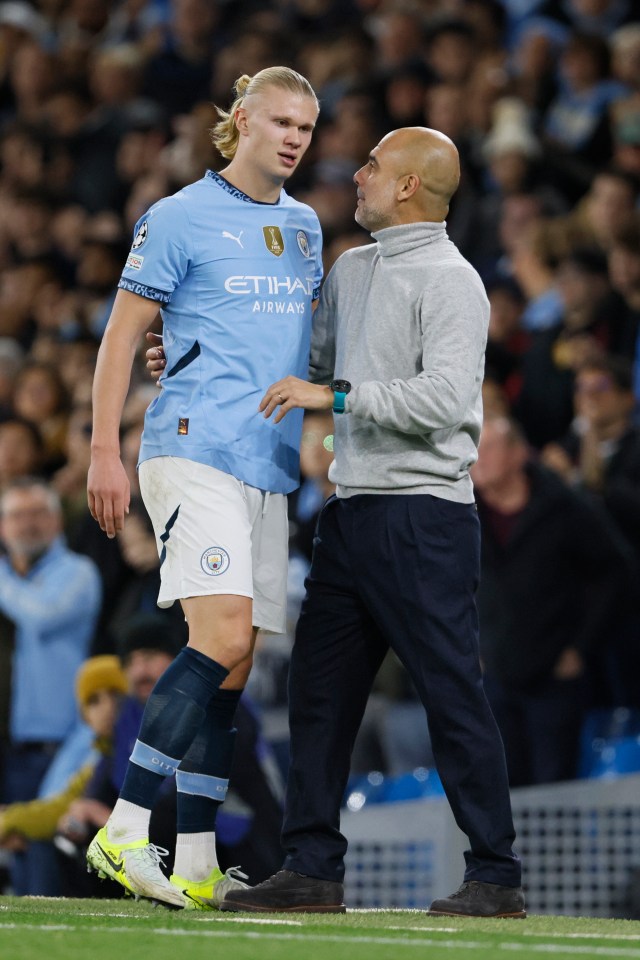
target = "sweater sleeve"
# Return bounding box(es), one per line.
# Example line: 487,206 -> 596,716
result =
308,267 -> 337,385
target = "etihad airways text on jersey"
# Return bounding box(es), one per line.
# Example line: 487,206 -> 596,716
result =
224,276 -> 315,295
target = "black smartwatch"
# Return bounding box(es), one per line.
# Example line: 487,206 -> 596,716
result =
330,379 -> 351,414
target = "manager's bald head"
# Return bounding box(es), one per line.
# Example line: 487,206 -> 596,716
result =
353,126 -> 461,232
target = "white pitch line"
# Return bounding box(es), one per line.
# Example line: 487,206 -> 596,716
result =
1,923 -> 640,956
195,916 -> 303,926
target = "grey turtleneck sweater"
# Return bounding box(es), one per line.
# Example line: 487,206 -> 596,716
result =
309,220 -> 489,502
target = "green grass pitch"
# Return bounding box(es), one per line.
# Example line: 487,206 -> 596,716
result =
2,897 -> 640,960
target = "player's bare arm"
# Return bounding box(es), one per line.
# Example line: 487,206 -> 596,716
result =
260,376 -> 333,424
88,290 -> 160,539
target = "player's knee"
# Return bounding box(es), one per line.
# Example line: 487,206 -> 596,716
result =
217,635 -> 254,670
224,654 -> 253,689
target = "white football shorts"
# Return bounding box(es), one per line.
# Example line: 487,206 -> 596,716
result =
138,456 -> 288,634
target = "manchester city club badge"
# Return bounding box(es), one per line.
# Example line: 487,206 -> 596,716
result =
201,547 -> 230,576
263,226 -> 284,257
296,230 -> 310,257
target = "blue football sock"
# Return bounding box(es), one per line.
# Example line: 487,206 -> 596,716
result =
120,648 -> 229,808
176,687 -> 242,833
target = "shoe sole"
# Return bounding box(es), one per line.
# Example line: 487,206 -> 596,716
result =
221,900 -> 346,914
427,909 -> 527,919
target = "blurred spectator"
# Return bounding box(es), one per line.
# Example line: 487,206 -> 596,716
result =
606,213 -> 640,396
12,361 -> 71,472
484,277 -> 530,404
51,404 -> 93,529
0,417 -> 45,492
472,415 -> 631,786
74,238 -> 126,338
7,39 -> 56,125
507,18 -> 562,114
609,24 -> 640,176
0,477 -> 101,894
514,247 -> 616,447
424,18 -> 478,84
0,338 -> 24,416
471,97 -> 566,271
369,6 -> 427,75
541,355 -> 640,705
211,27 -> 287,108
67,46 -> 167,213
141,0 -> 220,120
542,31 -> 626,200
159,101 -> 219,187
535,165 -> 640,264
535,0 -> 637,37
0,655 -> 127,895
289,409 -> 336,564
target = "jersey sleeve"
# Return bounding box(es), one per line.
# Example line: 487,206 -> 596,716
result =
118,196 -> 192,304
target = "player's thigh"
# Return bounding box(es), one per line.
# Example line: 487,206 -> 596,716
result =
139,456 -> 255,631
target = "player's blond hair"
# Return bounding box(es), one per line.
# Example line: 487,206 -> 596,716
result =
212,67 -> 319,159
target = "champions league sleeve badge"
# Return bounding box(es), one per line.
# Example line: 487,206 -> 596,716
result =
132,220 -> 148,249
296,230 -> 310,258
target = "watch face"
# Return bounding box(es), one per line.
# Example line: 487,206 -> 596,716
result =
331,379 -> 351,394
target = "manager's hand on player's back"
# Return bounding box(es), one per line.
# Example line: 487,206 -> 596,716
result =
145,331 -> 166,382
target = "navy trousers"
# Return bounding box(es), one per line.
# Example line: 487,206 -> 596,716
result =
282,494 -> 521,886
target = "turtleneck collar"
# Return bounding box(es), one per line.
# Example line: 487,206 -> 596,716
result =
371,220 -> 447,257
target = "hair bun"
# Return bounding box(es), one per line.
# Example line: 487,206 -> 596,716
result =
234,74 -> 252,98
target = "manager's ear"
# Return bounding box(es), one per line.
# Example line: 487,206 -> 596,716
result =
397,173 -> 421,202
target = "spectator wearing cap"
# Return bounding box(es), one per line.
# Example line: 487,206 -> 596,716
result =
0,655 -> 126,893
470,97 -> 567,275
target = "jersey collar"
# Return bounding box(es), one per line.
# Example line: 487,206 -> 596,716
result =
206,169 -> 282,206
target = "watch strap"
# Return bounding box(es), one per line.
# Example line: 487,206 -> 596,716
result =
332,391 -> 347,414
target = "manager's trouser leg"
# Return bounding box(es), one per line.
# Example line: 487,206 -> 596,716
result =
282,498 -> 388,882
353,495 -> 521,887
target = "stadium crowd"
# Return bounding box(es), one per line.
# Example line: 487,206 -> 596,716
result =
0,0 -> 640,897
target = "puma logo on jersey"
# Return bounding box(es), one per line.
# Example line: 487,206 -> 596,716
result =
222,230 -> 244,249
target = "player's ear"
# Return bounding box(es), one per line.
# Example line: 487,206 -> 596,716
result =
235,106 -> 249,137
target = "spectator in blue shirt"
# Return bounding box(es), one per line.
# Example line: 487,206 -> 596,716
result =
0,476 -> 101,895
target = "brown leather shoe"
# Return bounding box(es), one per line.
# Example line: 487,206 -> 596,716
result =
220,869 -> 346,913
428,881 -> 526,918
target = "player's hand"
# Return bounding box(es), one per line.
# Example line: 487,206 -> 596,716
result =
260,377 -> 333,424
87,452 -> 130,539
145,331 -> 166,383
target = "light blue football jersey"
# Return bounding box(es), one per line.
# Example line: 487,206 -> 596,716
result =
119,170 -> 323,494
